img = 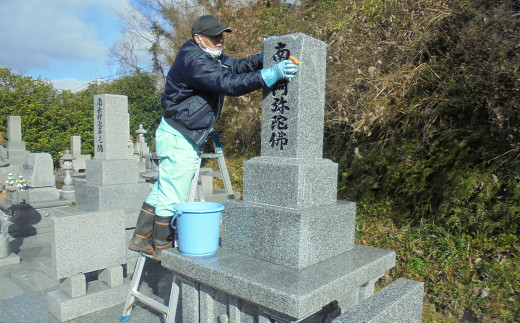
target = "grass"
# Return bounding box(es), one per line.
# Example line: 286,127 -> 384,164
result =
357,200 -> 520,322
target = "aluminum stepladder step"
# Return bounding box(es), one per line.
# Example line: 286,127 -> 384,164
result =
120,131 -> 234,322
189,131 -> 235,202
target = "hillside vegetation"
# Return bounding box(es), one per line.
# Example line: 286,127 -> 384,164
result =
1,0 -> 519,321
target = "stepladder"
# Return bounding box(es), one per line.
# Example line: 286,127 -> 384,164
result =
121,131 -> 234,322
188,131 -> 235,202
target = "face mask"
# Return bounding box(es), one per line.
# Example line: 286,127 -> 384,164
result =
198,35 -> 223,58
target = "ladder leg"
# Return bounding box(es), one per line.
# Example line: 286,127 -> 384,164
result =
217,154 -> 235,200
165,276 -> 180,323
187,157 -> 202,202
120,253 -> 147,321
196,172 -> 205,202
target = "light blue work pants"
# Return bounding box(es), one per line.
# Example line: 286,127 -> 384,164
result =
146,118 -> 200,218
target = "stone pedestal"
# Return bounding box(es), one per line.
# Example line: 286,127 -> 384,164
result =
162,245 -> 395,322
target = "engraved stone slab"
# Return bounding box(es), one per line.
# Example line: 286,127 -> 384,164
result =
93,94 -> 132,160
261,33 -> 327,159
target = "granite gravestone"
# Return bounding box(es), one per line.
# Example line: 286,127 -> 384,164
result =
5,116 -> 30,174
74,94 -> 151,212
7,153 -> 60,204
224,33 -> 354,269
68,136 -> 90,173
45,95 -> 152,321
162,33 -> 422,322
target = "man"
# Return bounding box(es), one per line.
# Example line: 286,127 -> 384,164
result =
129,15 -> 298,260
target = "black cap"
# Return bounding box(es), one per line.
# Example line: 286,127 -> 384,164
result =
192,15 -> 232,36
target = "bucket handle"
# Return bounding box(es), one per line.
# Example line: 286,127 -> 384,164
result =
170,211 -> 181,230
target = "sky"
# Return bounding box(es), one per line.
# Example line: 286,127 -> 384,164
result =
0,0 -> 142,92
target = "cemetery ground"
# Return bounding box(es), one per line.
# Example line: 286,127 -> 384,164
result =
215,156 -> 519,323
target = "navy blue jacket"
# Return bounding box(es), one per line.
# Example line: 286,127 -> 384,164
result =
161,39 -> 265,145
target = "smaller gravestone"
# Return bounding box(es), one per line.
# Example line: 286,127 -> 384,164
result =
69,136 -> 90,172
5,116 -> 30,174
7,153 -> 60,203
7,116 -> 23,145
22,153 -> 55,188
7,153 -> 60,204
74,94 -> 151,212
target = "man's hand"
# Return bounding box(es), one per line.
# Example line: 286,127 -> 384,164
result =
260,60 -> 299,87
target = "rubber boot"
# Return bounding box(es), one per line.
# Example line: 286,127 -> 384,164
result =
152,215 -> 175,261
128,202 -> 155,255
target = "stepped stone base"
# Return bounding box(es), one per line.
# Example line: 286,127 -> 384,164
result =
85,159 -> 139,185
161,245 -> 395,321
333,278 -> 424,323
75,182 -> 151,212
243,156 -> 338,208
222,200 -> 356,270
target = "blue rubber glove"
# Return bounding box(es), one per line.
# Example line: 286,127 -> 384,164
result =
260,60 -> 299,88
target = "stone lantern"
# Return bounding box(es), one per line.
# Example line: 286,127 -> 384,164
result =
59,150 -> 75,201
135,124 -> 147,160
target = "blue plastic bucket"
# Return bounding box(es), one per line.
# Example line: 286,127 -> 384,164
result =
171,202 -> 225,257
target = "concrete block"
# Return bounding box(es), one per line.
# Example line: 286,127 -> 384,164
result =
50,209 -> 126,280
47,279 -> 129,322
222,200 -> 356,269
85,158 -> 139,185
99,265 -> 124,287
200,167 -> 214,197
61,273 -> 86,298
242,156 -> 338,208
332,278 -> 424,323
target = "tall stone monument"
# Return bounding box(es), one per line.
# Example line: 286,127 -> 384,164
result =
74,94 -> 151,212
4,116 -> 30,174
161,33 -> 423,322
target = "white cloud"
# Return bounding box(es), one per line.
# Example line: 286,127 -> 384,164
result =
0,0 -> 132,75
51,78 -> 90,92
